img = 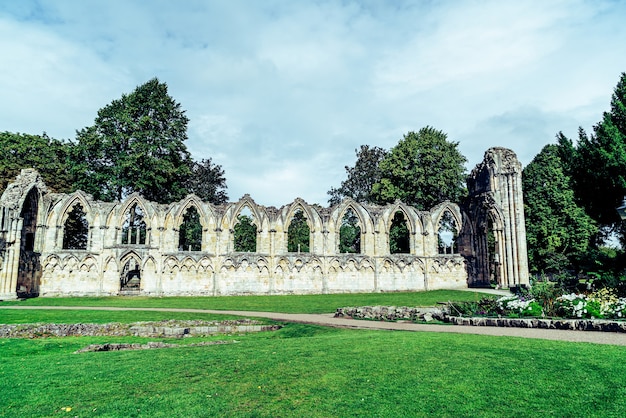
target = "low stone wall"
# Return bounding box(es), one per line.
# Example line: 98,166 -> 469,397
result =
444,316 -> 626,333
336,306 -> 626,333
0,319 -> 281,339
75,340 -> 234,353
335,306 -> 444,322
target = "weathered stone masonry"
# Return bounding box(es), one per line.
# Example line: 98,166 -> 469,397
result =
0,147 -> 529,299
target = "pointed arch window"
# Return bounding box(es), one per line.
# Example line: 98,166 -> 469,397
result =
389,211 -> 410,254
121,203 -> 146,245
234,208 -> 257,252
179,206 -> 202,251
339,208 -> 361,253
437,210 -> 458,254
20,188 -> 39,252
288,209 -> 310,253
62,203 -> 88,250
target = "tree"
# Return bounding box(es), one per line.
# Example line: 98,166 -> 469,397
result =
0,132 -> 73,192
328,145 -> 387,206
523,144 -> 597,273
62,204 -> 89,250
70,78 -> 193,203
234,215 -> 257,252
287,210 -> 310,252
185,158 -> 228,204
389,211 -> 410,254
179,206 -> 202,251
338,209 -> 361,253
570,73 -> 626,232
371,127 -> 467,210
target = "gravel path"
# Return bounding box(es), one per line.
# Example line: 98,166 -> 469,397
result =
3,305 -> 626,346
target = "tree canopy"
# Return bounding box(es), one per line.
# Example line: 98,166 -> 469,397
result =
328,145 -> 387,206
0,132 -> 73,193
327,127 -> 467,210
185,158 -> 228,205
70,78 -> 194,203
523,144 -> 597,273
568,72 -> 626,231
371,127 -> 467,210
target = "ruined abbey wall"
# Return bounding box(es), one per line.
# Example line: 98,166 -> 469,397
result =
0,147 -> 529,299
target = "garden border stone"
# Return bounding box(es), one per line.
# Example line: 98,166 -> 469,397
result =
335,306 -> 626,333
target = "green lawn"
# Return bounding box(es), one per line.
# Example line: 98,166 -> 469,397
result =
3,290 -> 625,417
0,289 -> 487,313
2,324 -> 626,417
0,309 -> 255,324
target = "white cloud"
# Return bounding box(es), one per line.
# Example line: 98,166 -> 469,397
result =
1,0 -> 626,205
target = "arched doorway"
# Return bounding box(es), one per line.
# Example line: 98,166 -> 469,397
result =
120,256 -> 142,293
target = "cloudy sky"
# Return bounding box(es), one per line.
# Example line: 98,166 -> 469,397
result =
2,1 -> 626,206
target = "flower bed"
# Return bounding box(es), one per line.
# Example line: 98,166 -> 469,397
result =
448,288 -> 626,320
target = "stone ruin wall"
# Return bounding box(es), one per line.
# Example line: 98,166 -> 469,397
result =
0,147 -> 529,299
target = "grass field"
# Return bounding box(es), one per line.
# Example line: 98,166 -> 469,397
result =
0,289 -> 486,313
2,290 -> 626,417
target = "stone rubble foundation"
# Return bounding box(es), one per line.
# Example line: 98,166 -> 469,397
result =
74,340 -> 235,353
0,319 -> 281,339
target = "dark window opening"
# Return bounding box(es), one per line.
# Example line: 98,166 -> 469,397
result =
288,210 -> 310,253
390,211 -> 410,254
179,206 -> 202,251
63,204 -> 88,250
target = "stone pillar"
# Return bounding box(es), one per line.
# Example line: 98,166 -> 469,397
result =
465,148 -> 530,288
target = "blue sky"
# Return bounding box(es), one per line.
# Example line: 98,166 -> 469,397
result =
2,0 -> 626,206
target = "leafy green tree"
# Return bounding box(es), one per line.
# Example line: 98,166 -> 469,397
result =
70,78 -> 193,203
62,204 -> 88,250
523,144 -> 597,273
0,132 -> 73,192
234,215 -> 257,252
371,127 -> 467,210
185,158 -> 228,204
288,210 -> 310,252
339,209 -> 361,253
328,145 -> 387,206
570,73 -> 626,231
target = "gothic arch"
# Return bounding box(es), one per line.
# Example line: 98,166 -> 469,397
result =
116,196 -> 149,245
282,198 -> 320,232
227,195 -> 266,230
331,199 -> 373,234
56,192 -> 93,227
168,195 -> 213,229
110,194 -> 152,229
384,202 -> 422,235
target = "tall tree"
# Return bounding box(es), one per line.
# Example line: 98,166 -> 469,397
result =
523,144 -> 597,273
371,127 -> 467,210
570,73 -> 626,232
327,145 -> 387,206
0,132 -> 73,192
70,78 -> 193,203
185,158 -> 228,205
234,215 -> 257,252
